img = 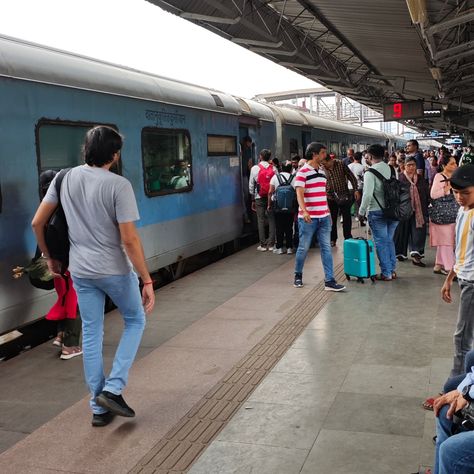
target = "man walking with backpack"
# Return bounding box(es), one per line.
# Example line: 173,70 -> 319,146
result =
268,161 -> 296,254
32,126 -> 155,427
358,144 -> 400,281
249,149 -> 276,251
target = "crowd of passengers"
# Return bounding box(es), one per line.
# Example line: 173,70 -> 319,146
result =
247,139 -> 474,474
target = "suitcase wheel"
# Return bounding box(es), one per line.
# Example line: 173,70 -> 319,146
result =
370,276 -> 376,284
345,274 -> 350,281
357,277 -> 365,284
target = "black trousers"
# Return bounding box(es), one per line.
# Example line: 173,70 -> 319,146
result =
275,212 -> 294,249
328,199 -> 353,243
394,214 -> 427,257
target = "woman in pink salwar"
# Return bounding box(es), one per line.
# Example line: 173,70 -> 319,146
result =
430,156 -> 458,275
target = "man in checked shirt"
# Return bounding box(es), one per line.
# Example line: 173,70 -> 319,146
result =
322,154 -> 360,246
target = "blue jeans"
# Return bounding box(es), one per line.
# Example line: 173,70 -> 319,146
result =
72,272 -> 146,414
435,405 -> 474,474
367,210 -> 399,278
294,216 -> 334,282
444,350 -> 474,393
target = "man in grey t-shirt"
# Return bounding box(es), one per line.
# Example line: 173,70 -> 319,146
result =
32,126 -> 155,427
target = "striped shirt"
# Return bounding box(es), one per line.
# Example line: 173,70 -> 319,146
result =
454,208 -> 474,281
294,164 -> 330,219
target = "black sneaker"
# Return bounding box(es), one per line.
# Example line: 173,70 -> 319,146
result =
294,273 -> 303,288
92,411 -> 115,427
324,280 -> 346,292
95,391 -> 135,417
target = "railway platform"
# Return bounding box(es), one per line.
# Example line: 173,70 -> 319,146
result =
0,232 -> 459,474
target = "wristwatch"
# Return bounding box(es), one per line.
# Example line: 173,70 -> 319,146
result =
461,384 -> 474,402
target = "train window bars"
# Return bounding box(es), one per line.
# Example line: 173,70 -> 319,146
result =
141,128 -> 192,196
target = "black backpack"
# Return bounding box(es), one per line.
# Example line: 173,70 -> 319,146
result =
366,166 -> 412,221
45,168 -> 70,272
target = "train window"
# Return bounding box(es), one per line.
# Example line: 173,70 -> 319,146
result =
37,121 -> 121,175
38,123 -> 90,172
330,142 -> 339,155
208,135 -> 237,156
142,128 -> 192,196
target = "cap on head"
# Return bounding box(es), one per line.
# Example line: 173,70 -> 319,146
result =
450,165 -> 474,189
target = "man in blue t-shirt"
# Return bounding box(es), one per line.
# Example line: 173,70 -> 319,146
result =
406,139 -> 425,178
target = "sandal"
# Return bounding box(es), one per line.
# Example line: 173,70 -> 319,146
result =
52,332 -> 64,347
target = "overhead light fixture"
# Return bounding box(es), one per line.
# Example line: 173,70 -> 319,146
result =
406,0 -> 428,25
430,67 -> 442,80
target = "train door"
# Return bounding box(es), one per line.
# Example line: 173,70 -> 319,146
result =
239,125 -> 257,223
289,138 -> 299,159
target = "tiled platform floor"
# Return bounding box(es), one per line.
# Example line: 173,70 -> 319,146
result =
189,249 -> 459,474
0,234 -> 459,474
0,240 -> 340,473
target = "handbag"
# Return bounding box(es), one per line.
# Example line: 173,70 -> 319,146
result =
333,191 -> 353,206
428,193 -> 459,225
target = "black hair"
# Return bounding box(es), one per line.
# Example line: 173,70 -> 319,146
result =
437,155 -> 456,173
367,144 -> 385,160
282,162 -> 293,173
242,136 -> 252,143
259,149 -> 272,161
408,139 -> 419,150
291,155 -> 300,162
84,126 -> 123,167
353,152 -> 362,162
39,170 -> 57,198
305,142 -> 326,160
272,157 -> 280,168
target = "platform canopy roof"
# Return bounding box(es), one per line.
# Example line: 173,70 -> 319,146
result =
149,0 -> 474,136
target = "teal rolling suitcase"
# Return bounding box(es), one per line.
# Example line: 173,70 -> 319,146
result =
343,238 -> 376,283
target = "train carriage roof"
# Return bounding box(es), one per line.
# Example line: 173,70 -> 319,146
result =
0,34 -> 405,143
234,97 -> 275,122
0,34 -> 241,115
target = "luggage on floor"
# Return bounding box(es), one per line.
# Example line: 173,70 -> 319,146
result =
343,238 -> 376,283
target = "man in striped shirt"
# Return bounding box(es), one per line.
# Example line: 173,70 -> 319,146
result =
293,142 -> 345,291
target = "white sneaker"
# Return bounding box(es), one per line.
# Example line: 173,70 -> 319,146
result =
257,245 -> 267,252
268,246 -> 274,251
274,248 -> 285,255
287,248 -> 294,255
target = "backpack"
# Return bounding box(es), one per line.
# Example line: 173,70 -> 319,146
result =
274,173 -> 297,213
366,166 -> 412,221
45,168 -> 70,272
255,163 -> 275,197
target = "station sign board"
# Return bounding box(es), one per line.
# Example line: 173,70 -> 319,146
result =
383,101 -> 424,121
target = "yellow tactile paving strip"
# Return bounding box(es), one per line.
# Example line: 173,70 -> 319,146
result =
129,264 -> 345,474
